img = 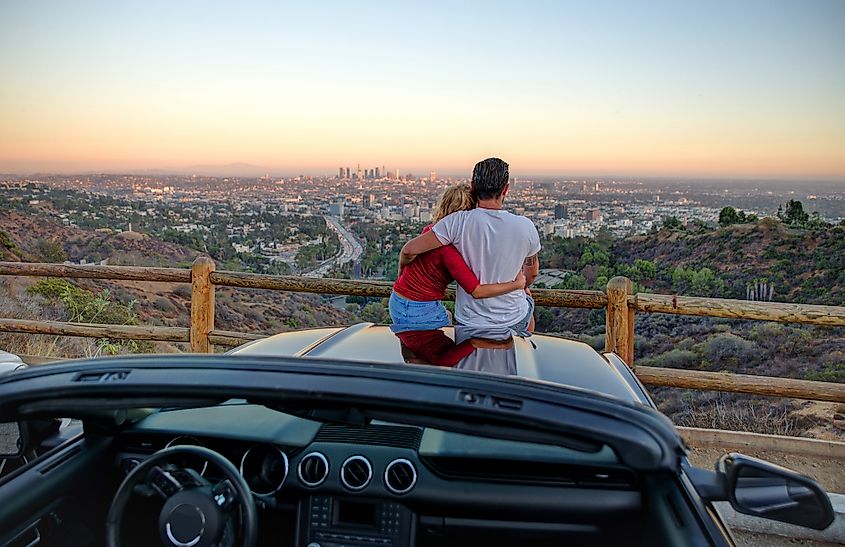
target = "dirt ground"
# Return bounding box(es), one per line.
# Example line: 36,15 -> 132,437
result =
794,401 -> 845,442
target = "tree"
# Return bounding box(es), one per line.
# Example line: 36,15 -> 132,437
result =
36,239 -> 67,263
360,302 -> 390,324
535,306 -> 555,332
593,275 -> 609,291
778,199 -> 809,226
718,207 -> 740,227
554,274 -> 587,290
719,206 -> 751,227
690,268 -> 716,295
805,212 -> 830,230
662,216 -> 684,230
633,259 -> 657,280
578,249 -> 594,270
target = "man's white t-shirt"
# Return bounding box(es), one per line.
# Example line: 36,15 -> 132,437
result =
432,208 -> 541,327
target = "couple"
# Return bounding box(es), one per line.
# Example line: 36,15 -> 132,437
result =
390,157 -> 540,336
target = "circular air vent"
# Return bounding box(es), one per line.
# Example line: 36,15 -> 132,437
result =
240,444 -> 289,496
340,455 -> 372,491
297,452 -> 329,487
384,458 -> 417,495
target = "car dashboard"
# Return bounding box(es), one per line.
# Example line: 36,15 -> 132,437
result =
114,402 -> 644,547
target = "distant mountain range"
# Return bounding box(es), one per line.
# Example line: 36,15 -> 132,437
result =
127,163 -> 280,177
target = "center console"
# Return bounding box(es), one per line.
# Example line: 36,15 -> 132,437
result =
297,495 -> 415,547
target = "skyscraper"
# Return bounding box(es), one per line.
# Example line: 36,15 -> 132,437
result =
375,167 -> 380,179
554,204 -> 568,220
329,199 -> 344,218
338,167 -> 344,179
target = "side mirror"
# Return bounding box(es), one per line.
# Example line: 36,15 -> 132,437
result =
720,453 -> 834,530
0,421 -> 28,457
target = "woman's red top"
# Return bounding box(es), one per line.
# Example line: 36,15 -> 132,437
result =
392,226 -> 480,301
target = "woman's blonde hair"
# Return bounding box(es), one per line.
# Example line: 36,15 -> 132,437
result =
432,184 -> 476,223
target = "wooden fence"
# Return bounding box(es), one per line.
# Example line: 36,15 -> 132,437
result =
0,258 -> 843,408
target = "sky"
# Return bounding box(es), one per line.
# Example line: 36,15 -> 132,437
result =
1,0 -> 843,180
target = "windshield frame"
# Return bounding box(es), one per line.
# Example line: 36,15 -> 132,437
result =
0,354 -> 685,472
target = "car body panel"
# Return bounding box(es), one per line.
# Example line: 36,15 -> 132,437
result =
232,323 -> 644,404
0,350 -> 25,375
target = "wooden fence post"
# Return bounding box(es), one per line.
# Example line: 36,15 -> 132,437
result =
191,256 -> 216,353
606,276 -> 633,366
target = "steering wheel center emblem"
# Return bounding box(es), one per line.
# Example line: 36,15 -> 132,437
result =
165,504 -> 206,547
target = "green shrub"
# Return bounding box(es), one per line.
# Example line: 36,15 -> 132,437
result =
638,348 -> 697,369
152,297 -> 177,313
577,334 -> 605,351
696,332 -> 759,368
805,352 -> 845,383
0,230 -> 16,250
172,285 -> 192,298
805,364 -> 845,383
36,239 -> 67,263
26,278 -> 149,354
360,302 -> 390,324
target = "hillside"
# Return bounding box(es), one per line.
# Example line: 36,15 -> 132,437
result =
538,219 -> 845,440
0,210 -> 194,266
0,210 -> 354,357
614,220 -> 845,305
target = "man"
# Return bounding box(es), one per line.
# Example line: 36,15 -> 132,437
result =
399,158 -> 540,333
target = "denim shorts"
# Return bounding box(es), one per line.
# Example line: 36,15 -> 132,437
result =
507,294 -> 535,337
389,292 -> 450,332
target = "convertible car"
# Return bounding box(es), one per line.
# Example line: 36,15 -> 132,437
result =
0,323 -> 834,547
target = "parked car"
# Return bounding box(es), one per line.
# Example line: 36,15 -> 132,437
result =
0,323 -> 834,547
0,350 -> 26,375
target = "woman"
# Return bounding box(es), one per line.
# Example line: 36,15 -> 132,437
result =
389,184 -> 524,329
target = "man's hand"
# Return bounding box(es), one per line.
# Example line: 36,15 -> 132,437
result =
399,231 -> 444,272
522,254 -> 539,286
514,270 -> 526,289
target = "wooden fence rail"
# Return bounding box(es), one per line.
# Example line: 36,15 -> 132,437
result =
636,366 -> 845,404
0,261 -> 191,283
0,318 -> 189,343
1,259 -> 843,406
631,293 -> 845,327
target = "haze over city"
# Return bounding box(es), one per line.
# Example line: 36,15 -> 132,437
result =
1,0 -> 843,180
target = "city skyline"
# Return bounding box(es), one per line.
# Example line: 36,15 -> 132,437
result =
1,1 -> 844,180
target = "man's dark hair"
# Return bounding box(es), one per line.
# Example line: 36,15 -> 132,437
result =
471,158 -> 509,200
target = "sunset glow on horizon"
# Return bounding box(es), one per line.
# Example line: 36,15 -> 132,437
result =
1,1 -> 843,180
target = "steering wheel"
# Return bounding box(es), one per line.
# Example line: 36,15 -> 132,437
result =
106,445 -> 257,547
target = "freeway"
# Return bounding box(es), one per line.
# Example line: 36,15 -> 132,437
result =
303,216 -> 364,278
